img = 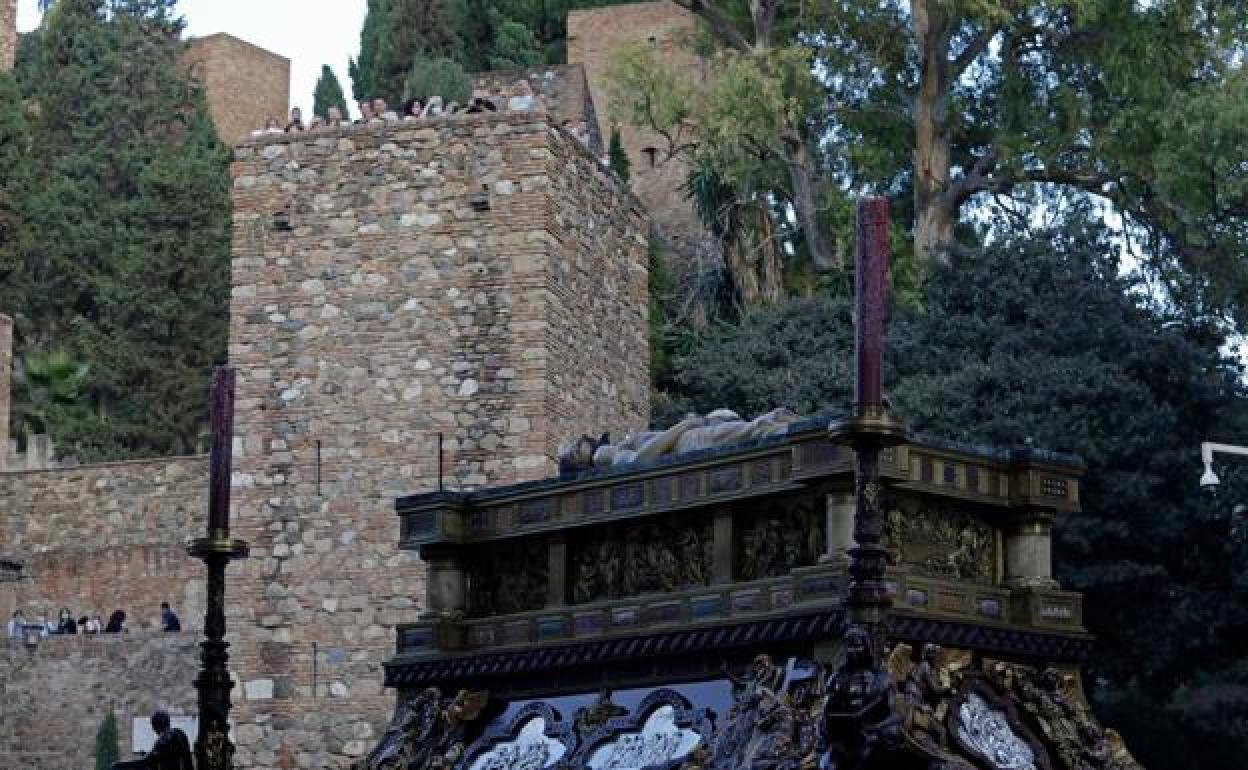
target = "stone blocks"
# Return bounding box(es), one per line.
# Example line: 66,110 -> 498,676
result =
225,111 -> 649,768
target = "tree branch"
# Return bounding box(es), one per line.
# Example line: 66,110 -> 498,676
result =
667,0 -> 752,52
950,26 -> 999,80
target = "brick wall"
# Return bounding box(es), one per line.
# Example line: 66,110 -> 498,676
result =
0,0 -> 15,74
225,112 -> 649,768
183,33 -> 290,144
567,2 -> 709,254
0,457 -> 209,630
0,633 -> 199,770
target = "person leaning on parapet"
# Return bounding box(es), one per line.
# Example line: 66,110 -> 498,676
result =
160,601 -> 181,632
104,609 -> 126,633
355,100 -> 374,124
327,105 -> 346,128
464,89 -> 498,114
372,96 -> 399,122
113,711 -> 194,770
6,610 -> 23,639
507,79 -> 538,112
285,106 -> 305,132
57,607 -> 77,635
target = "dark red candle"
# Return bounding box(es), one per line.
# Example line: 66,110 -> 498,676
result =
207,366 -> 235,535
854,198 -> 890,411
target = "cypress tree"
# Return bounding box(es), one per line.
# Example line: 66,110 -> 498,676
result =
9,0 -> 231,459
313,64 -> 349,120
95,710 -> 119,770
607,126 -> 630,182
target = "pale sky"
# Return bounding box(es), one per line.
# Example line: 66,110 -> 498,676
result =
16,0 -> 367,117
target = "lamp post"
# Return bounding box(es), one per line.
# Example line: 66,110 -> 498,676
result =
1199,442 -> 1248,488
186,366 -> 249,770
828,198 -> 908,660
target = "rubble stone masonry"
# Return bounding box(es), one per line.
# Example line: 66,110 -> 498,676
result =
0,0 -> 14,74
0,633 -> 199,770
225,111 -> 649,768
0,457 -> 209,627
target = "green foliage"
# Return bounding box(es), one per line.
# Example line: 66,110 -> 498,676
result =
485,10 -> 542,70
404,53 -> 473,105
312,64 -> 349,119
816,0 -> 1248,322
656,213 -> 1248,767
356,0 -> 639,80
95,710 -> 119,770
607,126 -> 630,182
352,0 -> 463,103
12,350 -> 91,439
1,0 -> 231,460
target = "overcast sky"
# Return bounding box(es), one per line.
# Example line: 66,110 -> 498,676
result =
16,0 -> 367,117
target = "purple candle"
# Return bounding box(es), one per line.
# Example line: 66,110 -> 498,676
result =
855,198 -> 890,411
207,366 -> 235,535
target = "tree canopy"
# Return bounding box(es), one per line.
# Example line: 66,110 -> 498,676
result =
0,0 -> 231,460
655,213 -> 1248,769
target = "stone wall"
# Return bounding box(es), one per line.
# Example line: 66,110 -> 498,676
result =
183,33 -> 290,144
0,0 -> 15,74
225,111 -> 649,768
567,2 -> 710,256
0,632 -> 199,770
0,314 -> 11,472
0,457 -> 209,631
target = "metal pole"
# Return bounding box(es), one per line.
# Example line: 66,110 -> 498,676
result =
828,198 -> 907,662
312,641 -> 319,698
187,366 -> 249,770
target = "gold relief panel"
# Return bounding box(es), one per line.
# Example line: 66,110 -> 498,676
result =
884,496 -> 996,584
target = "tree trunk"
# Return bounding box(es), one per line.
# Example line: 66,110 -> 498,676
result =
785,138 -> 838,271
756,201 -> 784,303
911,0 -> 955,266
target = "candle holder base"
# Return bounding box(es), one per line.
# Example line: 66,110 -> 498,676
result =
187,535 -> 250,561
828,408 -> 909,448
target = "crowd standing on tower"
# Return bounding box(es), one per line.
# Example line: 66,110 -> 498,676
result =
251,79 -> 594,150
5,601 -> 181,641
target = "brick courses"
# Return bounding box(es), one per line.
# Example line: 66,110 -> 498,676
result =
567,2 -> 708,253
183,33 -> 290,144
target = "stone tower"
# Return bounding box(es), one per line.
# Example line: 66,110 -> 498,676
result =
1,0 -> 16,73
568,2 -> 707,256
182,33 -> 290,143
225,113 -> 650,767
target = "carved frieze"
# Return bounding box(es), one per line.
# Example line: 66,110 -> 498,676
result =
468,539 -> 548,617
734,501 -> 825,581
570,516 -> 713,604
884,497 -> 995,583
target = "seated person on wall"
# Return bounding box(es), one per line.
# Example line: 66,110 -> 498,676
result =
104,609 -> 126,633
327,105 -> 346,127
57,607 -> 77,635
114,711 -> 194,770
507,79 -> 538,111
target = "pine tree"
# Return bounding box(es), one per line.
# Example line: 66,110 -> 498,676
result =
354,0 -> 461,104
312,64 -> 349,120
607,126 -> 630,183
95,710 -> 119,770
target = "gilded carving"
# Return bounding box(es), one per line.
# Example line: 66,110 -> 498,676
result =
468,540 -> 548,617
986,664 -> 1144,770
883,498 -> 995,583
736,502 -> 825,581
358,687 -> 489,770
571,518 -> 713,604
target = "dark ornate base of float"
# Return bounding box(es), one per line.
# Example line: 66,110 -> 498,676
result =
356,627 -> 1141,770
